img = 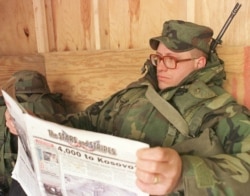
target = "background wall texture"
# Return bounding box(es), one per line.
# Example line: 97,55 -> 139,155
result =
0,0 -> 249,55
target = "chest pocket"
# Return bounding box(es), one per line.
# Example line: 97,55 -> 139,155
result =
173,81 -> 234,136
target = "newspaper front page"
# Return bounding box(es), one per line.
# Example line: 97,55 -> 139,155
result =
2,90 -> 149,196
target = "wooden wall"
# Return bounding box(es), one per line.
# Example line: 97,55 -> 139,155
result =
0,0 -> 249,55
44,46 -> 250,112
1,46 -> 249,112
0,0 -> 250,111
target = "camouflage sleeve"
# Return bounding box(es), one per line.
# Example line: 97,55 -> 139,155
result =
175,105 -> 250,195
39,92 -> 119,131
38,105 -> 99,131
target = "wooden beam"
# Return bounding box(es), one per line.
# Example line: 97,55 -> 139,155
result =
44,48 -> 152,111
32,0 -> 49,52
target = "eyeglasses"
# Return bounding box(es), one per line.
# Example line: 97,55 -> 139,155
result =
149,54 -> 199,69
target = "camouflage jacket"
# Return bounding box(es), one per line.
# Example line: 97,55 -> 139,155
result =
54,53 -> 250,195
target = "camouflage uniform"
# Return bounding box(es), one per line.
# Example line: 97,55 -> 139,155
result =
53,21 -> 250,195
0,70 -> 67,195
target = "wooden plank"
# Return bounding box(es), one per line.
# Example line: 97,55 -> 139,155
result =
93,0 -> 101,49
217,46 -> 245,105
44,49 -> 152,112
195,0 -> 250,45
0,46 -> 248,111
98,0 -> 110,49
44,46 -> 249,112
224,73 -> 245,106
1,0 -> 249,54
187,0 -> 195,22
32,0 -> 49,53
79,0 -> 96,49
107,0 -> 187,49
49,0 -> 96,51
217,46 -> 245,74
0,0 -> 37,55
44,0 -> 56,52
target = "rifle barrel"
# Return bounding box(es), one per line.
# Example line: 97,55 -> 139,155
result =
210,3 -> 241,52
216,3 -> 241,40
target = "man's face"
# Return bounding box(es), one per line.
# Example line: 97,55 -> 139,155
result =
155,43 -> 202,90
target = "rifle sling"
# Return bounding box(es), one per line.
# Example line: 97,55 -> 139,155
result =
145,86 -> 190,138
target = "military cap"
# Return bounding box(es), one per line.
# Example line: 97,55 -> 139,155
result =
150,20 -> 213,54
13,70 -> 50,94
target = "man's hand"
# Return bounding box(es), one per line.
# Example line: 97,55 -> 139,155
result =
5,109 -> 18,135
136,147 -> 182,195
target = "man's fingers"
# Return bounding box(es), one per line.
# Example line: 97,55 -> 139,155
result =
5,110 -> 18,135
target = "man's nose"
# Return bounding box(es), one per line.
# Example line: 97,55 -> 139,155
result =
157,60 -> 168,71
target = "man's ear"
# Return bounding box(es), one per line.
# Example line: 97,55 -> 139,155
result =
196,56 -> 207,69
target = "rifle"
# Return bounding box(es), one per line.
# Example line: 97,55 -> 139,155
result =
210,3 -> 241,53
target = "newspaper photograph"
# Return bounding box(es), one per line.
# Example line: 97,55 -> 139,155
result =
2,90 -> 149,196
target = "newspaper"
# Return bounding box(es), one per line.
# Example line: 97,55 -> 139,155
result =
2,90 -> 149,196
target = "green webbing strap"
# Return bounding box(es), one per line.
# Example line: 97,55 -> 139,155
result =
145,85 -> 190,138
162,125 -> 178,146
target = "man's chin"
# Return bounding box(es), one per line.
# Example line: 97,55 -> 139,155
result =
158,83 -> 173,90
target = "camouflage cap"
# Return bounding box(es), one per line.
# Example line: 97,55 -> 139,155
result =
13,70 -> 50,94
150,20 -> 213,54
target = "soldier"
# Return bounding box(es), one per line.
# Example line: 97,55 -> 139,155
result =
6,20 -> 250,195
1,70 -> 66,195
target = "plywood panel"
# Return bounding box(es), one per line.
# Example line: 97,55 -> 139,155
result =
40,0 -> 250,51
195,0 -> 250,46
39,0 -> 250,51
48,0 -> 96,51
0,0 -> 37,55
32,0 -> 49,53
107,0 -> 188,49
44,46 -> 249,112
44,49 -> 152,112
44,0 -> 56,52
0,46 -> 248,110
98,0 -> 110,49
1,0 -> 250,54
217,46 -> 248,107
